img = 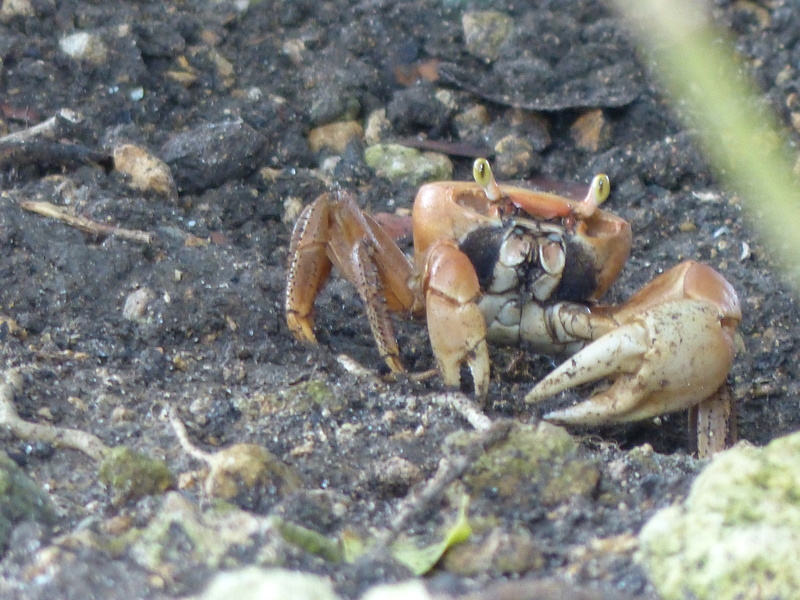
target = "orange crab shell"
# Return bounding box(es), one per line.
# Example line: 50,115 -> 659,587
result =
412,180 -> 632,300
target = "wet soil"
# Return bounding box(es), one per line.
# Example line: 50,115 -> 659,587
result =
0,1 -> 798,599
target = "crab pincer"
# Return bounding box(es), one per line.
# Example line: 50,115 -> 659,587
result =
525,261 -> 741,427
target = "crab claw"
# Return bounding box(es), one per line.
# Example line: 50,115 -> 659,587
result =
525,261 -> 740,425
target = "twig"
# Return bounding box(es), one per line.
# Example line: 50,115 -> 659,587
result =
373,419 -> 514,550
20,201 -> 154,244
167,405 -> 213,464
0,370 -> 109,460
0,109 -> 82,144
427,391 -> 492,431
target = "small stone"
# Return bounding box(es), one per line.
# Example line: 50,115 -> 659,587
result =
0,451 -> 57,551
122,287 -> 154,322
113,144 -> 177,198
364,144 -> 452,185
373,456 -> 422,498
493,135 -> 539,178
198,567 -> 340,600
364,109 -> 393,144
0,0 -> 34,21
454,104 -> 491,142
0,315 -> 26,340
58,31 -> 109,65
443,528 -> 544,575
386,83 -> 453,135
308,120 -> 364,154
462,11 -> 513,63
160,119 -> 267,193
791,112 -> 800,135
360,580 -> 432,600
98,446 -> 174,506
570,109 -> 612,152
202,443 -> 300,507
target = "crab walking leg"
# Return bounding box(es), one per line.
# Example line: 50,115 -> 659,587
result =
526,300 -> 736,425
286,196 -> 333,342
423,239 -> 490,398
689,385 -> 737,458
351,240 -> 404,373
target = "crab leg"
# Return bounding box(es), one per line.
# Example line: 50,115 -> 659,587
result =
286,195 -> 333,342
526,261 -> 740,426
423,239 -> 490,398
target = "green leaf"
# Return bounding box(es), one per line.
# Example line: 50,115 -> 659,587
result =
390,494 -> 472,575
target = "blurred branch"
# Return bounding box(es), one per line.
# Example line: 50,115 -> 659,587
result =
613,0 -> 800,286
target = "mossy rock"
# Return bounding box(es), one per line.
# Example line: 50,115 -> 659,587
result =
459,422 -> 599,506
98,446 -> 174,506
639,432 -> 800,600
0,451 -> 56,553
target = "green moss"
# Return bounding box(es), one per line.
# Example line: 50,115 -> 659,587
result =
0,451 -> 56,551
462,422 -> 598,506
98,446 -> 174,506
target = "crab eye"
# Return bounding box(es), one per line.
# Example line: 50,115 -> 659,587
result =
592,174 -> 610,206
473,158 -> 502,202
473,158 -> 492,187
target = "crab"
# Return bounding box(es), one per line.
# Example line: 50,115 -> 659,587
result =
285,159 -> 741,456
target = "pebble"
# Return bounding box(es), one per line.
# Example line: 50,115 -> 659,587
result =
364,109 -> 393,144
160,119 -> 267,193
570,109 -> 613,152
493,135 -> 539,178
59,31 -> 109,64
122,287 -> 155,322
461,11 -> 513,62
364,143 -> 452,185
0,0 -> 33,19
308,120 -> 364,154
113,144 -> 177,198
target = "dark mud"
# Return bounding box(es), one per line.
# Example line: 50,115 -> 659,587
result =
0,1 -> 797,599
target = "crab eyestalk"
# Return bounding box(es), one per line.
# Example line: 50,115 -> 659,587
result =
573,174 -> 610,219
473,158 -> 503,203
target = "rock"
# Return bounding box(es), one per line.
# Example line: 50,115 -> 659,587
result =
308,121 -> 364,154
570,109 -> 613,152
201,443 -> 300,509
98,446 -> 174,506
443,528 -> 545,576
372,456 -> 422,498
493,135 -> 540,178
113,144 -> 177,198
121,287 -> 155,322
360,580 -> 431,600
462,11 -> 513,62
198,567 -> 340,600
454,104 -> 491,143
160,119 -> 267,193
130,493 -> 269,577
0,451 -> 56,554
364,144 -> 452,185
639,434 -> 800,600
364,109 -> 393,144
458,422 -> 600,506
386,83 -> 452,136
58,31 -> 109,65
0,0 -> 34,21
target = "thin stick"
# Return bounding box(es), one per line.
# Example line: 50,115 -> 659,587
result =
427,391 -> 492,431
0,371 -> 109,460
0,109 -> 82,144
167,405 -> 213,464
20,201 -> 154,244
373,419 -> 513,550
